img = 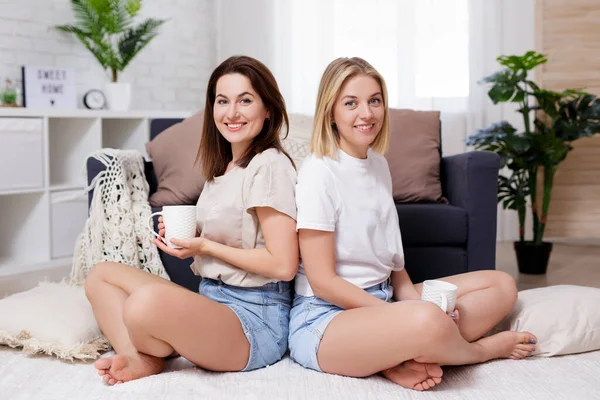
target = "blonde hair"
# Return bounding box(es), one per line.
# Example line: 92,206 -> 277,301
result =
310,57 -> 390,158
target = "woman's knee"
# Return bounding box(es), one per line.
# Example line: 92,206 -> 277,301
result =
393,301 -> 454,342
491,271 -> 518,310
122,284 -> 167,331
84,261 -> 111,299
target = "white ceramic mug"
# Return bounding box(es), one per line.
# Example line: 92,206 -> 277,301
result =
421,280 -> 458,313
148,205 -> 197,249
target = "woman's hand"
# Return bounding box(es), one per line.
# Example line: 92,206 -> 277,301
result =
157,216 -> 166,239
153,236 -> 210,259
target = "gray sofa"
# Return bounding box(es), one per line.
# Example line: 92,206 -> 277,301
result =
87,118 -> 500,291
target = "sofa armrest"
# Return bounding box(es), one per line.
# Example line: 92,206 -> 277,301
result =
86,155 -> 156,209
441,151 -> 500,272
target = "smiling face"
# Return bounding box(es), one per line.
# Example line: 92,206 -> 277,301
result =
213,73 -> 270,155
332,74 -> 384,159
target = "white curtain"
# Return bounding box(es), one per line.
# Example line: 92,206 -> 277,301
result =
218,0 -> 536,241
273,0 -> 474,156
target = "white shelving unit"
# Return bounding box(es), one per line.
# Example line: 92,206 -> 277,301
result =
0,108 -> 192,277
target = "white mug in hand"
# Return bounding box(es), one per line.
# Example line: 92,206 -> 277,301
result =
421,280 -> 458,313
148,205 -> 197,249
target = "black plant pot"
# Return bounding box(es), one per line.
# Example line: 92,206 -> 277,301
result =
513,241 -> 553,275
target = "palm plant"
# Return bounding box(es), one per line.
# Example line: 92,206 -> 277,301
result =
466,51 -> 600,272
55,0 -> 166,82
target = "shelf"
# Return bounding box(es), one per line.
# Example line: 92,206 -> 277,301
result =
50,184 -> 85,192
0,108 -> 192,119
103,118 -> 149,157
49,117 -> 102,187
0,109 -> 193,277
0,188 -> 46,196
0,192 -> 49,268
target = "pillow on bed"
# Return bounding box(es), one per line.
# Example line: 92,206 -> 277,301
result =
493,285 -> 600,357
0,282 -> 109,361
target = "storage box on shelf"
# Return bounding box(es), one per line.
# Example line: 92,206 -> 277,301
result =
0,108 -> 192,277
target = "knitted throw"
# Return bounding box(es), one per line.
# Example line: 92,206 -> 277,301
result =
70,149 -> 169,285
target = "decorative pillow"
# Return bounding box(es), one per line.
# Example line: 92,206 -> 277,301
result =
493,285 -> 600,357
146,110 -> 205,207
0,282 -> 109,361
385,109 -> 444,203
283,113 -> 313,168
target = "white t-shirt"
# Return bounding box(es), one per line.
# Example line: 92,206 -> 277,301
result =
191,148 -> 297,287
295,148 -> 405,297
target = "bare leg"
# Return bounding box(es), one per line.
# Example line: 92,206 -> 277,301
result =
122,283 -> 249,371
316,300 -> 536,391
414,271 -> 518,342
86,262 -> 249,384
85,262 -> 180,384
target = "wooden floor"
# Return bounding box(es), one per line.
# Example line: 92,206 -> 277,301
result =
496,241 -> 600,291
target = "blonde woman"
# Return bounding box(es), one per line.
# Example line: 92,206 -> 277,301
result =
288,57 -> 537,391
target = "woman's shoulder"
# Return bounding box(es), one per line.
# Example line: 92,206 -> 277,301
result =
297,153 -> 335,182
368,149 -> 391,171
246,148 -> 296,177
249,148 -> 292,166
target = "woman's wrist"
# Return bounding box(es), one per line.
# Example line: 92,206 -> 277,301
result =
199,238 -> 215,257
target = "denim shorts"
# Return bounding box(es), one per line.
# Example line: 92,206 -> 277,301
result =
288,280 -> 393,372
199,278 -> 292,371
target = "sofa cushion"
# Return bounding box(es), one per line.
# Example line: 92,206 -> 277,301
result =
146,111 -> 205,207
403,246 -> 467,283
385,109 -> 445,203
396,203 -> 467,246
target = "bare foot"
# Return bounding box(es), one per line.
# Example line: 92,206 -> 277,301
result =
475,331 -> 537,362
94,353 -> 165,385
381,360 -> 443,391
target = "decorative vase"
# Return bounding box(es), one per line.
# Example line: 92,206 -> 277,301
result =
104,82 -> 131,111
513,241 -> 553,275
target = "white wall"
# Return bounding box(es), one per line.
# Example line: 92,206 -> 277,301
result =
216,0 -> 276,69
0,0 -> 217,111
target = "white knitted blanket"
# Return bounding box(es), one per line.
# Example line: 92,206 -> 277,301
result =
70,149 -> 169,284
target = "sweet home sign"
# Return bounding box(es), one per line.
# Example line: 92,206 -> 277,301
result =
22,66 -> 77,109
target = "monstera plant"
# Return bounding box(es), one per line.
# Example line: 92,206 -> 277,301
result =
466,51 -> 600,274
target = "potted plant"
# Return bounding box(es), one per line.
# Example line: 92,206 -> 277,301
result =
467,51 -> 600,274
0,79 -> 19,107
55,0 -> 166,111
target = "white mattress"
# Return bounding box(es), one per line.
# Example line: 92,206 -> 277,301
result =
1,349 -> 599,400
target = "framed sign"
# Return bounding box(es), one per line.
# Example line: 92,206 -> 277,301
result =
21,66 -> 77,109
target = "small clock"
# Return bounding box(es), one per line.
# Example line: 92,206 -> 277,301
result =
83,89 -> 106,110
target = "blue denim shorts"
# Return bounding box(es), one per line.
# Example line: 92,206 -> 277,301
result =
288,280 -> 393,372
199,278 -> 292,371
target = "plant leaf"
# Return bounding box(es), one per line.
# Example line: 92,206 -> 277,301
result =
497,51 -> 547,72
55,24 -> 109,69
117,18 -> 166,71
554,94 -> 600,141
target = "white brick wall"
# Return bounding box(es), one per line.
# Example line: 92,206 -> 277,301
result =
0,0 -> 217,111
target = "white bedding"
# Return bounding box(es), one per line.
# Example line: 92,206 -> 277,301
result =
1,349 -> 600,400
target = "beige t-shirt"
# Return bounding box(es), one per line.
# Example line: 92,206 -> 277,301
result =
190,148 -> 297,287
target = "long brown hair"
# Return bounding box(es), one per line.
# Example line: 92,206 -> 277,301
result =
196,55 -> 293,180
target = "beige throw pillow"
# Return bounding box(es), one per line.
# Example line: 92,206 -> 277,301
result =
0,282 -> 109,361
146,111 -> 206,207
283,113 -> 312,168
493,285 -> 600,357
385,109 -> 444,203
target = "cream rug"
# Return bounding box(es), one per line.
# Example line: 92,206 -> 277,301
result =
1,349 -> 599,400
